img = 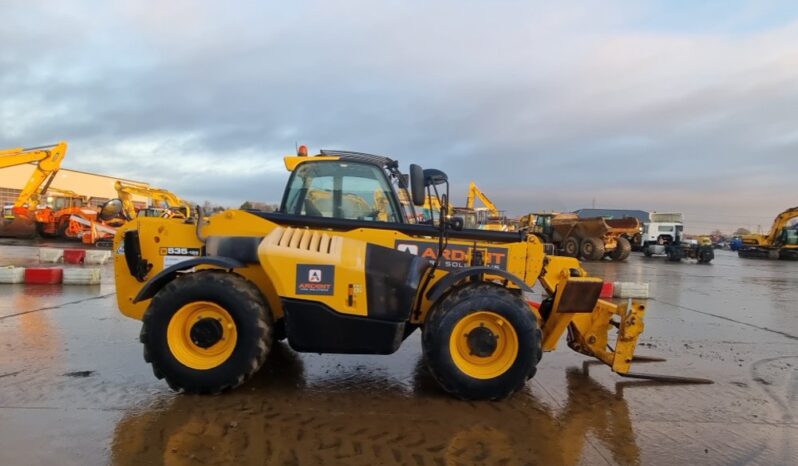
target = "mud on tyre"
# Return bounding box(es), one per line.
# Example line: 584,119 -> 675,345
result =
422,283 -> 541,400
140,270 -> 273,394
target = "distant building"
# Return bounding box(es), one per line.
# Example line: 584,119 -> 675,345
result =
574,208 -> 650,223
0,165 -> 149,208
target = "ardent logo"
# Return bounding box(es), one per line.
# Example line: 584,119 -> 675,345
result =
308,269 -> 322,283
397,244 -> 419,255
394,240 -> 508,271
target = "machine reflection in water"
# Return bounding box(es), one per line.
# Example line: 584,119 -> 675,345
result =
111,344 -> 645,466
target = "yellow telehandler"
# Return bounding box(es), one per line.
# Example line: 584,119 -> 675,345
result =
111,149 -> 707,399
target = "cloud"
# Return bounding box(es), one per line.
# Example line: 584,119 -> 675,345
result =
2,0 -> 797,232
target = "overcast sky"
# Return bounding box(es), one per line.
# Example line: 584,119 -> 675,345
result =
2,0 -> 797,233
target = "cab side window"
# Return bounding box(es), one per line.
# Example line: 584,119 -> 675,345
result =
283,161 -> 400,222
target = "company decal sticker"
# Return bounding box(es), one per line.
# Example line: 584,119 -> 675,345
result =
160,247 -> 201,268
394,240 -> 508,270
296,264 -> 335,295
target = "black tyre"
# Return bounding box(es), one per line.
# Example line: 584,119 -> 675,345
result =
698,248 -> 714,264
140,270 -> 272,394
273,318 -> 287,341
610,237 -> 632,261
57,219 -> 71,239
643,245 -> 653,257
563,237 -> 579,257
422,283 -> 541,400
580,237 -> 605,261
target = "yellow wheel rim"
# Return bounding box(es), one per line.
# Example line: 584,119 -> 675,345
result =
167,301 -> 238,370
449,311 -> 519,380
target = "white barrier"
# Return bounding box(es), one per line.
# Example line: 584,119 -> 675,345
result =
0,266 -> 25,284
39,247 -> 64,263
613,282 -> 650,299
63,267 -> 102,285
85,250 -> 112,265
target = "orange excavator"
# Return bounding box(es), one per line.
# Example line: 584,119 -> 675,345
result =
0,142 -> 119,245
31,187 -> 97,239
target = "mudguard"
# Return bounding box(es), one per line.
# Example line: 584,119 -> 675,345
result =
425,266 -> 532,303
132,256 -> 244,303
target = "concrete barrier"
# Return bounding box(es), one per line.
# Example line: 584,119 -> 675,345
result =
600,281 -> 614,299
0,266 -> 25,284
63,249 -> 86,265
613,282 -> 650,299
24,267 -> 64,284
63,268 -> 102,285
39,248 -> 64,263
85,250 -> 112,265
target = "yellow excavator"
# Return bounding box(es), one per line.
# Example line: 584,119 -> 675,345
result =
0,142 -> 68,237
114,181 -> 191,220
738,206 -> 798,260
465,181 -> 510,231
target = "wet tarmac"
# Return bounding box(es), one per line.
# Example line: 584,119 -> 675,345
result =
0,243 -> 795,465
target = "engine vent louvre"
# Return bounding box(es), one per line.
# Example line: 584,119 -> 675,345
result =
270,227 -> 339,255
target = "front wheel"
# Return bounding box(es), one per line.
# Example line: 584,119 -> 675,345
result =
141,270 -> 273,394
422,283 -> 541,400
610,237 -> 632,261
563,237 -> 579,257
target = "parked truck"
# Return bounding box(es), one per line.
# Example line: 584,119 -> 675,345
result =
519,213 -> 639,261
641,213 -> 713,263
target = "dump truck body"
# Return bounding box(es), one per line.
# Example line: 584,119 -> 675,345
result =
522,213 -> 638,261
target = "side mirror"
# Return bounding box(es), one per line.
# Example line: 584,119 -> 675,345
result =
99,199 -> 124,221
409,164 -> 425,206
423,168 -> 448,187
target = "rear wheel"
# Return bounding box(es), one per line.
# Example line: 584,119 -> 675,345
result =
580,237 -> 605,261
422,283 -> 541,400
610,237 -> 632,261
141,271 -> 272,394
563,237 -> 579,257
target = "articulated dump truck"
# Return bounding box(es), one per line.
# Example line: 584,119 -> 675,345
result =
520,213 -> 640,261
111,148 -> 707,400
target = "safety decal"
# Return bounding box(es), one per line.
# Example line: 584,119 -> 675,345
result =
394,240 -> 508,270
296,264 -> 335,295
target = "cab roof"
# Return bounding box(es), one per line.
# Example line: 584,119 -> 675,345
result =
284,150 -> 398,172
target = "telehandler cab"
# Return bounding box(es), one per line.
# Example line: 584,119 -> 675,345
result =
113,148 -> 708,399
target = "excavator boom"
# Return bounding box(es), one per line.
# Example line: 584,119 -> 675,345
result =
739,205 -> 798,259
766,206 -> 798,244
114,180 -> 190,220
0,141 -> 67,217
466,181 -> 500,215
0,142 -> 68,217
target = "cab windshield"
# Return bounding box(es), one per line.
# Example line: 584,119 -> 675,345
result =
283,161 -> 405,223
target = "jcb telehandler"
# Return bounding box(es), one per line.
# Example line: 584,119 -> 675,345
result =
112,148 -> 706,400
